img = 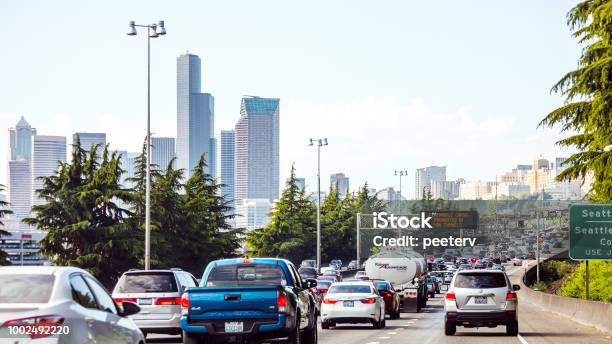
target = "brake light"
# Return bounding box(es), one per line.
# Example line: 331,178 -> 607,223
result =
445,292 -> 456,300
3,315 -> 64,339
506,292 -> 517,301
242,259 -> 251,264
322,297 -> 337,304
360,298 -> 377,304
180,294 -> 189,308
277,291 -> 287,312
113,297 -> 137,304
407,290 -> 417,298
154,297 -> 182,305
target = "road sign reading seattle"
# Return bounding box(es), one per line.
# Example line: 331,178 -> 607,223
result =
569,204 -> 612,260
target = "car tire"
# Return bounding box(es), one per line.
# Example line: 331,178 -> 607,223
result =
444,321 -> 456,336
287,315 -> 302,344
321,320 -> 330,330
372,318 -> 382,329
506,320 -> 519,336
302,312 -> 317,344
183,331 -> 202,344
381,318 -> 386,328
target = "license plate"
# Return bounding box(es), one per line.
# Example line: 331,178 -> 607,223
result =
138,298 -> 152,305
225,321 -> 243,333
474,296 -> 487,304
343,301 -> 354,307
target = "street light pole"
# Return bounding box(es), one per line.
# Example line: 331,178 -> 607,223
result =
309,138 -> 328,273
394,170 -> 407,214
127,20 -> 166,270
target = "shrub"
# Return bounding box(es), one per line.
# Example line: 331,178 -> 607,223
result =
557,261 -> 612,302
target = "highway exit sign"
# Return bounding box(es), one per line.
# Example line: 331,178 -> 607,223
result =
569,204 -> 612,260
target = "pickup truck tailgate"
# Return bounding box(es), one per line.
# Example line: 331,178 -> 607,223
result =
187,286 -> 281,320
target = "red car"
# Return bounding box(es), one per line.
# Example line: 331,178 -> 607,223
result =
372,279 -> 401,319
315,279 -> 333,303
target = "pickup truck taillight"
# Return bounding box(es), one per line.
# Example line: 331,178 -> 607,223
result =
506,292 -> 517,301
445,292 -> 456,300
180,294 -> 189,309
3,315 -> 64,339
277,291 -> 287,312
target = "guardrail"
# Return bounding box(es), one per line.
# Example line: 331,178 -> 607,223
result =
519,258 -> 612,335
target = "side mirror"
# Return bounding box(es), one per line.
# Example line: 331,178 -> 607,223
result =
119,301 -> 141,317
512,284 -> 520,291
304,278 -> 317,289
413,277 -> 420,283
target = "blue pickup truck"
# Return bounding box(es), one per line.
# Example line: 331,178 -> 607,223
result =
180,258 -> 319,344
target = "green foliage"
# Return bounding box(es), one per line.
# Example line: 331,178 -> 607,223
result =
531,281 -> 549,291
557,261 -> 612,302
0,184 -> 13,265
540,0 -> 612,201
25,139 -> 141,287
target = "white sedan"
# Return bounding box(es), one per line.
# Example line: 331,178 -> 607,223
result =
0,266 -> 145,343
320,281 -> 385,329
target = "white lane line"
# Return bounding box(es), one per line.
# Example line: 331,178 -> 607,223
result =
386,331 -> 397,335
365,342 -> 379,344
378,336 -> 390,339
517,333 -> 529,344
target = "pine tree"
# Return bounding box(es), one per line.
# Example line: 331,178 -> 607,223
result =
0,184 -> 13,265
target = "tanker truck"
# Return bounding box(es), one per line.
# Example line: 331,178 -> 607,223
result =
364,247 -> 428,312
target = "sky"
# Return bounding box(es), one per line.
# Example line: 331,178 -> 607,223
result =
0,0 -> 582,198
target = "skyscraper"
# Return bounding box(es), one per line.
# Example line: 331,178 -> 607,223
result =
7,160 -> 31,219
176,53 -> 215,178
31,136 -> 67,206
121,152 -> 140,188
415,166 -> 446,199
9,116 -> 36,162
220,130 -> 235,208
152,137 -> 175,171
235,96 -> 280,204
330,173 -> 349,198
73,132 -> 106,158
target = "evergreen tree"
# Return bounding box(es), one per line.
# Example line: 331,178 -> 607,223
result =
540,0 -> 612,201
0,184 -> 12,265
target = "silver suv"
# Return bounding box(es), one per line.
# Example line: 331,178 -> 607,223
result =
112,268 -> 198,338
443,270 -> 519,336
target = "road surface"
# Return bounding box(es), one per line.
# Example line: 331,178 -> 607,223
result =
147,265 -> 611,344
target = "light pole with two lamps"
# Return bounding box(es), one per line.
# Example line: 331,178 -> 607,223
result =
127,20 -> 166,270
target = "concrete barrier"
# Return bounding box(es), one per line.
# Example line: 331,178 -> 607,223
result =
519,262 -> 612,335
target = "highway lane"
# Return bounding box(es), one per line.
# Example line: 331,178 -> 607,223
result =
146,265 -> 611,344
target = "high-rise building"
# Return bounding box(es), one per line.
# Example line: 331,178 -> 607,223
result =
458,181 -> 491,200
235,96 -> 280,204
330,173 -> 349,198
9,116 -> 36,162
234,198 -> 272,231
375,187 -> 400,202
152,137 -> 175,171
121,152 -> 140,188
7,160 -> 31,219
219,130 -> 235,208
415,166 -> 446,199
73,132 -> 106,158
431,180 -> 460,200
32,136 -> 67,206
553,157 -> 568,177
176,53 -> 215,178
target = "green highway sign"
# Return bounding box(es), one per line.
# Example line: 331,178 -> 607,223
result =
569,204 -> 612,260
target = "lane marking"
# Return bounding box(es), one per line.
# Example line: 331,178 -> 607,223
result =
517,333 -> 529,344
365,342 -> 379,344
386,331 -> 397,335
378,336 -> 390,339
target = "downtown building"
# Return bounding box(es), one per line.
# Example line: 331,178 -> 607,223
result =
234,96 -> 280,205
330,173 -> 349,198
176,53 -> 216,178
73,132 -> 106,157
234,198 -> 272,231
415,166 -> 446,199
219,130 -> 236,209
32,135 -> 67,206
7,117 -> 36,221
152,137 -> 175,171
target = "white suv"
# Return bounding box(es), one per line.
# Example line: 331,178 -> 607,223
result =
444,270 -> 520,336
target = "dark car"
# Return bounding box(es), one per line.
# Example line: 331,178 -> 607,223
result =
373,280 -> 401,319
298,267 -> 318,280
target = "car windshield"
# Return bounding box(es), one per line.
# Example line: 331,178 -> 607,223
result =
0,274 -> 55,303
374,281 -> 391,290
328,285 -> 372,294
115,272 -> 178,293
298,268 -> 316,278
454,273 -> 507,289
206,264 -> 287,287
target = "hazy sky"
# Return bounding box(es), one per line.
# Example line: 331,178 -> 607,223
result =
0,1 -> 581,197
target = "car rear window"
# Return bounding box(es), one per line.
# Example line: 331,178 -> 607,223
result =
374,281 -> 391,291
317,281 -> 332,288
206,264 -> 287,287
298,267 -> 316,277
115,272 -> 178,293
0,274 -> 54,303
454,273 -> 507,289
328,285 -> 372,294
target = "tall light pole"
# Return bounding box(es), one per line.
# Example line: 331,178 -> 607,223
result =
127,20 -> 166,270
309,138 -> 328,273
394,170 -> 407,214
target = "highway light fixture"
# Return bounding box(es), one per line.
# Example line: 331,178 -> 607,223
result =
127,20 -> 167,270
394,170 -> 408,215
309,138 -> 328,273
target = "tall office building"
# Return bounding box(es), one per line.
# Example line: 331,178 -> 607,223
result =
415,166 -> 446,199
7,160 -> 31,219
219,130 -> 235,208
73,132 -> 106,158
330,173 -> 349,198
120,152 -> 140,188
31,136 -> 67,206
235,96 -> 280,204
176,53 -> 215,178
152,137 -> 175,171
234,198 -> 272,231
9,116 -> 36,162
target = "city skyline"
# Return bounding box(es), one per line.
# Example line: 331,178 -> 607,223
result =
0,1 -> 580,198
